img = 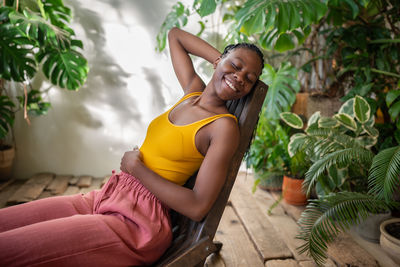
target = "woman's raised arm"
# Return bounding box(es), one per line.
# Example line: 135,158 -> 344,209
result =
168,27 -> 221,94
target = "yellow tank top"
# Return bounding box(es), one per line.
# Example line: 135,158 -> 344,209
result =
140,92 -> 238,185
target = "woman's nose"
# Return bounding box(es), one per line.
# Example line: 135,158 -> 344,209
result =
234,72 -> 244,84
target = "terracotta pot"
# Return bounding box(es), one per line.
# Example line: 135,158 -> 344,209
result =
0,146 -> 15,181
282,175 -> 307,205
380,218 -> 400,263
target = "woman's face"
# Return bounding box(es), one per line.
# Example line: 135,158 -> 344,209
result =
212,48 -> 263,101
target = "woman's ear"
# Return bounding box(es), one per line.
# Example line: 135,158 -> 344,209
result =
213,56 -> 221,69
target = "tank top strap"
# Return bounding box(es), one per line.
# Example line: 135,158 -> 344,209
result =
168,91 -> 203,112
206,113 -> 238,124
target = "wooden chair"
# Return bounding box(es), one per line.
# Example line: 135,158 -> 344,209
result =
154,80 -> 268,267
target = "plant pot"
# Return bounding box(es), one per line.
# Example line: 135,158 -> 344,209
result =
380,218 -> 400,263
255,171 -> 283,191
353,212 -> 391,243
0,145 -> 15,181
282,175 -> 307,205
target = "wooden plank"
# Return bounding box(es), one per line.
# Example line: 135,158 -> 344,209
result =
46,175 -> 71,195
230,177 -> 293,260
69,176 -> 79,185
327,232 -> 378,266
265,259 -> 299,267
213,206 -> 264,267
7,173 -> 54,205
37,190 -> 53,200
270,191 -> 305,221
0,180 -> 24,208
80,178 -> 103,194
63,186 -> 80,196
77,175 -> 92,188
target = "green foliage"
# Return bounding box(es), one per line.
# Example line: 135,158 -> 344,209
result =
0,95 -> 15,139
281,96 -> 378,196
297,192 -> 394,266
246,109 -> 290,175
261,62 -> 300,120
0,0 -> 88,143
156,2 -> 189,52
368,145 -> 400,202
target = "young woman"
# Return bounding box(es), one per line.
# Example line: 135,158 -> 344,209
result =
0,28 -> 264,266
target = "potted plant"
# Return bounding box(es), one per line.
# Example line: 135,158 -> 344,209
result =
285,96 -> 400,265
0,1 -> 88,180
246,108 -> 290,192
281,150 -> 310,205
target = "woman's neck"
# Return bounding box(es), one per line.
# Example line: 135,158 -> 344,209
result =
195,86 -> 227,113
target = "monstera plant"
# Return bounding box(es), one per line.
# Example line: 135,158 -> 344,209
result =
0,0 -> 88,143
281,95 -> 400,265
0,0 -> 88,179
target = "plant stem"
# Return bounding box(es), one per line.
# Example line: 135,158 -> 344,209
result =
369,39 -> 400,44
371,68 -> 400,78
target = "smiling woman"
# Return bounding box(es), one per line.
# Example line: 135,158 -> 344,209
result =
0,27 -> 264,266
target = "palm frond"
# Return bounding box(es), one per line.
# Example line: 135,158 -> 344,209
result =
304,147 -> 374,195
297,192 -> 392,266
368,145 -> 400,202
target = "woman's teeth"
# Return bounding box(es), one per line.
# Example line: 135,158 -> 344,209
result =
225,79 -> 238,92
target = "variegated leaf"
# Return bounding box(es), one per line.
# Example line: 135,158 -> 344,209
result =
288,133 -> 307,157
307,111 -> 321,126
354,95 -> 371,123
318,117 -> 339,128
338,98 -> 354,116
362,124 -> 379,138
334,113 -> 357,131
356,135 -> 377,149
280,112 -> 303,129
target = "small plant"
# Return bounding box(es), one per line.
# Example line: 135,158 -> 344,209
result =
246,107 -> 290,192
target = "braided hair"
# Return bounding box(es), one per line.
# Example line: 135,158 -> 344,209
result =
221,43 -> 264,70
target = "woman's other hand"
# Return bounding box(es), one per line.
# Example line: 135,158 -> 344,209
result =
120,147 -> 143,175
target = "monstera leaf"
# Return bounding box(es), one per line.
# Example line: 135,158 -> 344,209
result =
235,0 -> 326,51
37,42 -> 88,90
262,62 -> 300,120
0,22 -> 36,81
156,2 -> 190,52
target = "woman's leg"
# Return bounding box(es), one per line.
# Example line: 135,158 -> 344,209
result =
0,213 -> 143,267
0,191 -> 96,233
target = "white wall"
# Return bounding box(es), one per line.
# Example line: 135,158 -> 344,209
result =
12,0 -> 215,179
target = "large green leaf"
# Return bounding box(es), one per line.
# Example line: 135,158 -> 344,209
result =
353,95 -> 370,123
386,89 -> 400,107
0,22 -> 36,81
297,192 -> 392,265
156,2 -> 189,52
388,100 -> 400,121
38,46 -> 88,90
234,0 -> 327,52
193,0 -> 217,17
368,146 -> 400,202
261,62 -> 300,120
43,0 -> 72,30
9,9 -> 71,49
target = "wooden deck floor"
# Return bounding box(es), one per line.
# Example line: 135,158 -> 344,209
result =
0,172 -> 397,267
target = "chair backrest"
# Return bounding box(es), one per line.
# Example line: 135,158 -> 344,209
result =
154,80 -> 268,266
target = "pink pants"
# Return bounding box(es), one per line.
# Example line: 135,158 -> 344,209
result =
0,172 -> 172,267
